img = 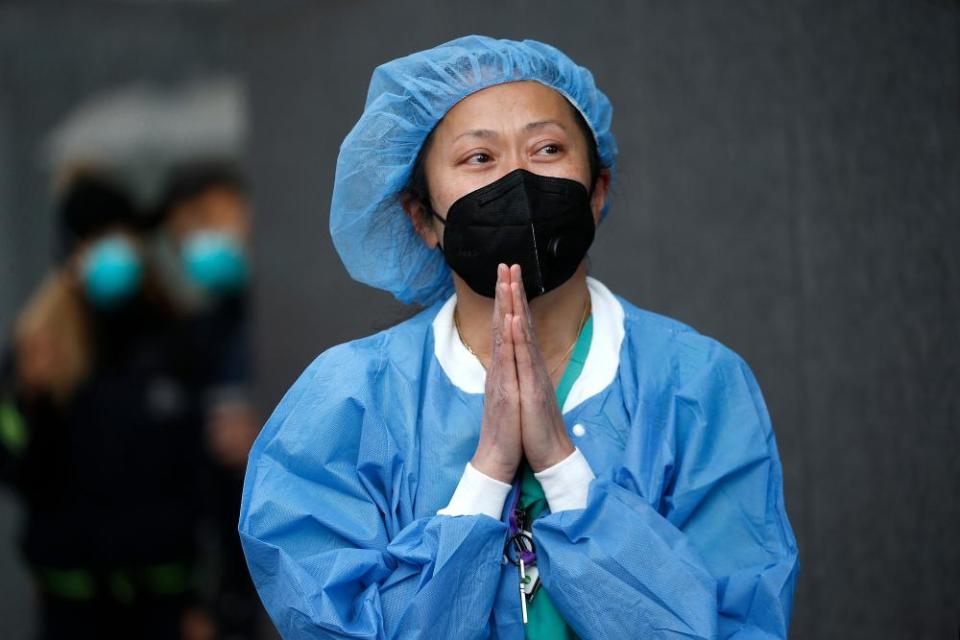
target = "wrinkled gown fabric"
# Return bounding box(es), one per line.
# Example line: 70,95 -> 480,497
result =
239,279 -> 799,639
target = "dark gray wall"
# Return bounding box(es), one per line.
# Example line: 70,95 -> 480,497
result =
1,1 -> 957,638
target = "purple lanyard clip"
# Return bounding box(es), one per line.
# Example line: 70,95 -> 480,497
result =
504,477 -> 537,566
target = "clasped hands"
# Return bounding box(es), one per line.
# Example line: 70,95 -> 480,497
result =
470,264 -> 575,484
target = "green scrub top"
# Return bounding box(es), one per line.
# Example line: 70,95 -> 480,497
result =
518,314 -> 593,639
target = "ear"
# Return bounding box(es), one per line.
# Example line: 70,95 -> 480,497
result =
590,168 -> 612,225
402,194 -> 441,249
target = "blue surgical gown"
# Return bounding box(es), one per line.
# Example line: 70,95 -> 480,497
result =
239,278 -> 799,638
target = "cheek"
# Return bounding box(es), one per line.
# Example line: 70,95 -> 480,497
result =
529,149 -> 592,190
552,162 -> 592,189
209,204 -> 250,236
429,171 -> 486,216
169,210 -> 202,241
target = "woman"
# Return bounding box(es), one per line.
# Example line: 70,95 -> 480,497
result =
240,36 -> 799,639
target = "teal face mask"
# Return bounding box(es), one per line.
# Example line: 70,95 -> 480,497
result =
181,231 -> 248,294
81,235 -> 143,308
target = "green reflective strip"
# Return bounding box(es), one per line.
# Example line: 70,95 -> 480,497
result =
37,568 -> 96,600
520,314 -> 593,639
141,562 -> 191,596
0,401 -> 28,456
108,571 -> 136,604
37,562 -> 193,602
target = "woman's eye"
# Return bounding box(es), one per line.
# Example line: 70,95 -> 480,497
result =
466,152 -> 492,164
537,144 -> 563,156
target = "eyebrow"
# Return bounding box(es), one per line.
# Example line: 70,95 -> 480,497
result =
452,120 -> 568,143
453,129 -> 499,143
524,119 -> 568,133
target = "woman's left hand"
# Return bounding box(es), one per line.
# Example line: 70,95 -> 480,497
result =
508,264 -> 576,472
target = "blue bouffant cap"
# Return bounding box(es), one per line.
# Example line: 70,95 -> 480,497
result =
330,35 -> 618,306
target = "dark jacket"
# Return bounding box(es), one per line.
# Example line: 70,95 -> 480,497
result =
0,295 -> 209,571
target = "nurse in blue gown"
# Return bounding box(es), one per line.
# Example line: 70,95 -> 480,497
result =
239,35 -> 799,639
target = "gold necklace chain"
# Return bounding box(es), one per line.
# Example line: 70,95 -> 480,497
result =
546,298 -> 591,377
454,295 -> 592,378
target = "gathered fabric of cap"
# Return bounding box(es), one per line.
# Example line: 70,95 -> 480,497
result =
330,35 -> 618,306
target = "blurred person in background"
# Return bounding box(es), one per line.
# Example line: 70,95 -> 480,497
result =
154,160 -> 260,640
0,171 -> 214,640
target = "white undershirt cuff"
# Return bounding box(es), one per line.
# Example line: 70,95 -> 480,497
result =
437,462 -> 512,519
534,448 -> 595,512
438,448 -> 595,518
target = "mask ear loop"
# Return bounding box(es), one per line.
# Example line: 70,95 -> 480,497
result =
423,201 -> 448,251
585,169 -> 605,227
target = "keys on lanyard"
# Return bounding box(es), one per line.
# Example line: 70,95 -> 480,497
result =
518,556 -> 528,623
504,505 -> 541,623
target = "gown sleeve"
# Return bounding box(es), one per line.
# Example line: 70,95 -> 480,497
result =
532,338 -> 800,639
238,343 -> 509,640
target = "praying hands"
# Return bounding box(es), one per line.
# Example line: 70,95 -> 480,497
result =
470,264 -> 576,484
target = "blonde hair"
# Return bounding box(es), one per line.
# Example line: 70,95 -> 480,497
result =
14,269 -> 92,403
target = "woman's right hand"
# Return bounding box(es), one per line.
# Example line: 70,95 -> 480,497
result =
470,264 -> 523,484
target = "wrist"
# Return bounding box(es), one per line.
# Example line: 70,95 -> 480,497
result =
528,438 -> 575,473
470,453 -> 517,484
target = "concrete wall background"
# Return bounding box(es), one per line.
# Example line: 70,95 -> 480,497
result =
1,1 -> 957,638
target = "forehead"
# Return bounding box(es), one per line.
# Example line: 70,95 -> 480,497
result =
436,81 -> 577,136
168,186 -> 248,228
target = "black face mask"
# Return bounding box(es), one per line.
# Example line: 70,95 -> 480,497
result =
430,168 -> 596,299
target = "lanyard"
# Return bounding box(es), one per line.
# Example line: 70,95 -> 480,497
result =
505,479 -> 537,623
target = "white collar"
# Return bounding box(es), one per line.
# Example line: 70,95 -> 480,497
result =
432,277 -> 625,414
